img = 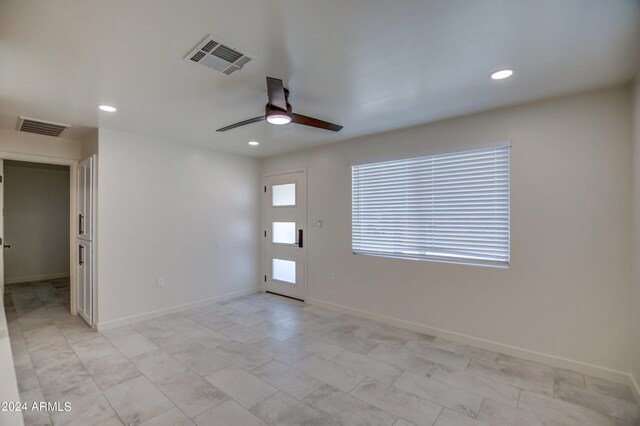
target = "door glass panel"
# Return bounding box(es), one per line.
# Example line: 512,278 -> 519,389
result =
272,222 -> 296,244
272,183 -> 296,206
272,258 -> 296,284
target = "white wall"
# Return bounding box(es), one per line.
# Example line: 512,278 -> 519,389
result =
0,128 -> 81,160
4,163 -> 70,283
263,86 -> 633,380
81,128 -> 98,159
96,129 -> 261,326
631,73 -> 640,398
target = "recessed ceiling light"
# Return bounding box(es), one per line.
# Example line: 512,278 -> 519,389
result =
490,69 -> 514,80
98,105 -> 117,112
248,141 -> 260,146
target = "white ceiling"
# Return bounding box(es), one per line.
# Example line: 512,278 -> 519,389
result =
1,0 -> 639,157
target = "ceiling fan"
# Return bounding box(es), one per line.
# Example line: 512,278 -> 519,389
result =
216,77 -> 343,132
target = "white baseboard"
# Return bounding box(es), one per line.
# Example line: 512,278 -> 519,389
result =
5,273 -> 69,285
307,297 -> 633,386
96,287 -> 259,331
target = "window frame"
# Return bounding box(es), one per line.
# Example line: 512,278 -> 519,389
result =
350,143 -> 511,268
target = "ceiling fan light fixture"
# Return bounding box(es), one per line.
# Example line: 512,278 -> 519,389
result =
266,111 -> 291,125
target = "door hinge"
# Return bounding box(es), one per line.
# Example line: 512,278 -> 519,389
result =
264,185 -> 267,193
264,275 -> 267,282
0,175 -> 3,183
264,230 -> 266,238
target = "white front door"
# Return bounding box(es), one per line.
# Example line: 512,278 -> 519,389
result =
264,171 -> 306,300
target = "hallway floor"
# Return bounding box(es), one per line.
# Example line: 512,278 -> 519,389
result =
4,283 -> 639,426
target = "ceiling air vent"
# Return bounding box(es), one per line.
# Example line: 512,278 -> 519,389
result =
185,35 -> 254,76
16,116 -> 70,137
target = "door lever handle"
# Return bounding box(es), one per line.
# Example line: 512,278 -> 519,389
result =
3,245 -> 10,249
298,229 -> 303,248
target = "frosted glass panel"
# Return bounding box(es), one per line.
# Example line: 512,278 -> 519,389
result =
273,222 -> 296,244
272,258 -> 296,284
272,183 -> 296,206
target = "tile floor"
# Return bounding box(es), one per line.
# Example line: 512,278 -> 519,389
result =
4,280 -> 639,426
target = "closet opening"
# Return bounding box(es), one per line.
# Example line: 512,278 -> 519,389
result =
0,156 -> 85,327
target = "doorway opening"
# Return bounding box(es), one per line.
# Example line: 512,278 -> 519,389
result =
1,158 -> 77,324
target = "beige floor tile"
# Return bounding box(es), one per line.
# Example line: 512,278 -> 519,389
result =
204,365 -> 277,409
8,287 -> 632,426
251,360 -> 323,400
303,384 -> 396,426
465,359 -> 554,396
332,350 -> 402,384
476,398 -> 544,426
434,408 -> 489,426
429,338 -> 501,363
249,338 -> 310,365
402,341 -> 471,370
131,349 -> 188,382
368,345 -> 439,377
430,365 -> 520,406
554,381 -> 640,424
214,341 -> 272,370
518,390 -> 622,426
285,334 -> 344,360
35,356 -> 92,398
584,375 -> 636,402
173,344 -> 232,376
155,370 -> 228,417
103,375 -> 174,425
350,378 -> 442,426
70,335 -> 120,364
140,407 -> 194,425
393,371 -> 483,418
49,381 -> 116,426
109,332 -> 159,358
84,352 -> 142,390
293,354 -> 365,393
250,392 -> 339,426
194,399 -> 266,426
217,324 -> 265,344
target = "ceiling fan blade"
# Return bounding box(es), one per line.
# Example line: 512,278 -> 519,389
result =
266,77 -> 287,111
291,113 -> 343,132
216,116 -> 265,132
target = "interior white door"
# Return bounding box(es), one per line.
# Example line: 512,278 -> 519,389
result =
77,155 -> 94,326
77,156 -> 93,240
264,171 -> 306,300
77,239 -> 92,324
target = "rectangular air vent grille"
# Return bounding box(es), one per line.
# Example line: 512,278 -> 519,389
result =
190,51 -> 206,62
185,35 -> 254,76
222,65 -> 240,75
201,40 -> 218,53
16,116 -> 70,137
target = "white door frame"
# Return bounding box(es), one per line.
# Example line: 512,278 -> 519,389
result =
263,169 -> 307,301
0,151 -> 79,315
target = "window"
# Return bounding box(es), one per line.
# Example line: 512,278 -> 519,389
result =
351,146 -> 510,267
272,183 -> 296,206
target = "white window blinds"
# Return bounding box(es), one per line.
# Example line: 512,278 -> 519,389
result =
352,146 -> 510,267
